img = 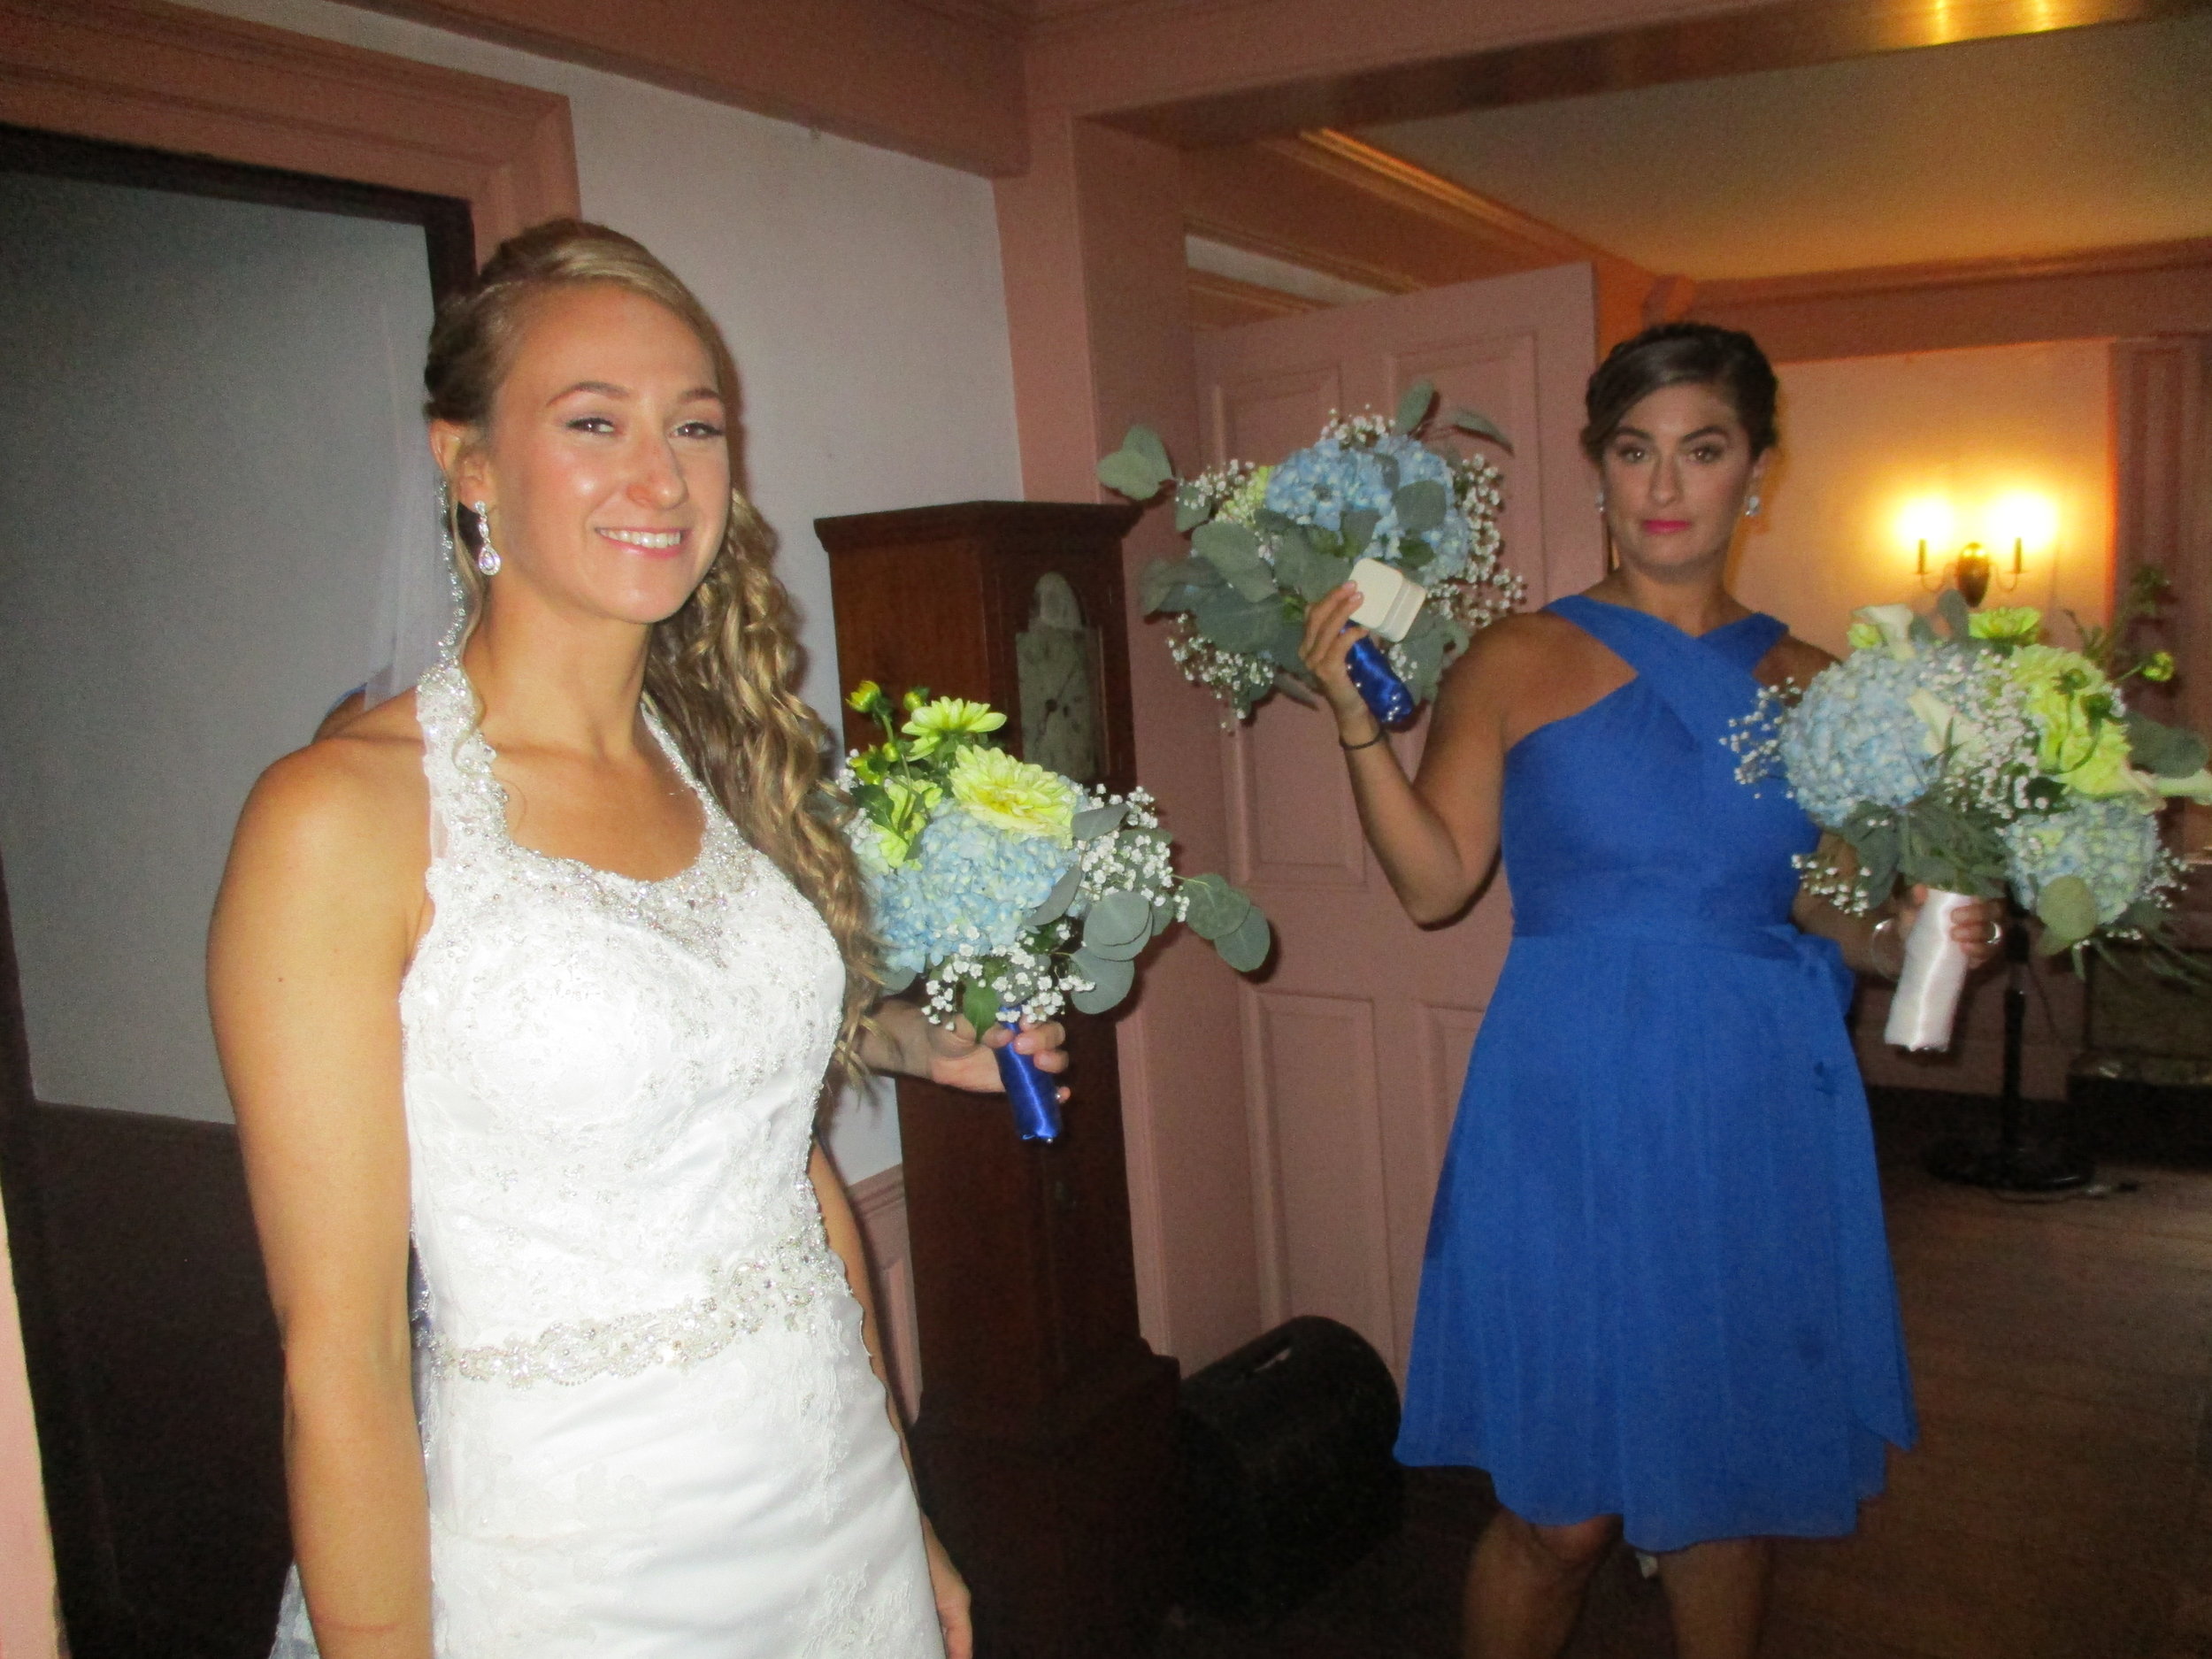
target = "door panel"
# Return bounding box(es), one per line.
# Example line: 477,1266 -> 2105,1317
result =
1194,263 -> 1601,1373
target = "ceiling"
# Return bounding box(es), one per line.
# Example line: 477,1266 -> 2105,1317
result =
1355,13 -> 2212,281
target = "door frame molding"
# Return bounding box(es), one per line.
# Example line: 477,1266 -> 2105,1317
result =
0,0 -> 580,261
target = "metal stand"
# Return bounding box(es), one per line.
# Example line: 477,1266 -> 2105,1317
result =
1924,901 -> 2097,1194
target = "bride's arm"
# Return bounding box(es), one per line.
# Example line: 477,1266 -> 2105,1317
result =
810,1141 -> 972,1658
210,739 -> 431,1659
857,998 -> 1069,1097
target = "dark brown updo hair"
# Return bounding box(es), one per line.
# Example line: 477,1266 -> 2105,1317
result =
1580,322 -> 1778,462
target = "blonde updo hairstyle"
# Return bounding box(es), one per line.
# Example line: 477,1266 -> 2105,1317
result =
424,219 -> 879,1080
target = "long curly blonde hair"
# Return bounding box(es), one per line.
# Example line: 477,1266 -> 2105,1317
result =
423,219 -> 878,1081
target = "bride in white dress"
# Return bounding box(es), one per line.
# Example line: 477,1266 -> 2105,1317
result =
209,220 -> 1063,1659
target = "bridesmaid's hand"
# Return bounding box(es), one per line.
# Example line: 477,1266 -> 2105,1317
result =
1297,583 -> 1377,740
923,1520 -> 973,1659
919,1011 -> 1071,1102
1892,885 -> 2007,973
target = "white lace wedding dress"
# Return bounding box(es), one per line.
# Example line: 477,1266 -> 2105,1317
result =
270,658 -> 941,1657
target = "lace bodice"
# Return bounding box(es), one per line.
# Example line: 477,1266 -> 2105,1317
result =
401,658 -> 849,1380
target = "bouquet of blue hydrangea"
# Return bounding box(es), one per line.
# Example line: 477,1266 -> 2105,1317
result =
841,682 -> 1271,1138
1731,579 -> 2209,1048
1096,379 -> 1524,724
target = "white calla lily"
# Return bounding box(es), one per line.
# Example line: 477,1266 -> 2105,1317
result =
1852,603 -> 1919,662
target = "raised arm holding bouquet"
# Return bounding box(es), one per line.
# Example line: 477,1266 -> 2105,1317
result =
841,682 -> 1271,1141
1732,572 -> 2210,1049
1096,379 -> 1525,726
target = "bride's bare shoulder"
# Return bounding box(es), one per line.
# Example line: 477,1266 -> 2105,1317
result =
229,690 -> 430,881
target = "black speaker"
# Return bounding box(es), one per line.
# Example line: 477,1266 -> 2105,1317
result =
1175,1315 -> 1403,1624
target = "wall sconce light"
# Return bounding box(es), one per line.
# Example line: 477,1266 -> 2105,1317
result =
1900,491 -> 2049,606
1916,538 -> 2024,606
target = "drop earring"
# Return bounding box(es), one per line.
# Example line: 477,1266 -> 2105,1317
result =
1744,493 -> 1762,518
1595,490 -> 1607,514
472,501 -> 502,575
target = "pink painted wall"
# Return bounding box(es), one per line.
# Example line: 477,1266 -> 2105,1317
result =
0,1210 -> 57,1659
997,111 -> 1263,1368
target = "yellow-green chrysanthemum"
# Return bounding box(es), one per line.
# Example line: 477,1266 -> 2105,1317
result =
1846,620 -> 1885,652
870,775 -> 943,866
902,696 -> 1006,756
948,745 -> 1077,842
1968,606 -> 2043,646
2009,644 -> 2133,795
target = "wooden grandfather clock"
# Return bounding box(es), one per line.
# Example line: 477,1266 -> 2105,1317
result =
817,500 -> 1177,1659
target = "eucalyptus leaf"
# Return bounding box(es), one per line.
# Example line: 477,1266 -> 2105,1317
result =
1340,509 -> 1379,559
1098,447 -> 1169,502
1079,927 -> 1150,963
1274,534 -> 1353,603
1083,888 -> 1152,949
1180,872 -> 1251,941
1174,490 -> 1213,534
1188,590 -> 1283,655
1448,406 -> 1511,449
2035,874 -> 2101,953
1394,479 -> 1448,534
1376,454 -> 1401,495
1126,424 -> 1171,478
1070,949 -> 1136,1014
2124,712 -> 2210,779
1192,521 -> 1278,603
1139,557 -> 1192,614
1024,861 -> 1084,926
879,964 -> 918,995
1393,378 -> 1437,435
1073,802 -> 1130,840
1215,903 -> 1273,973
1909,615 -> 1939,649
1151,899 -> 1174,937
962,982 -> 1002,1040
1937,588 -> 1973,641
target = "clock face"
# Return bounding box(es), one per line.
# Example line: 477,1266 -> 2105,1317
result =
1017,572 -> 1102,784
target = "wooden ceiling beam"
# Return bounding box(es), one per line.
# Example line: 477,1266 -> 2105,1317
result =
1087,0 -> 2209,150
1183,131 -> 1659,346
339,0 -> 1029,176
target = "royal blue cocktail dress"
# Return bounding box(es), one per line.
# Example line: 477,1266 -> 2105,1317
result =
1394,595 -> 1916,1551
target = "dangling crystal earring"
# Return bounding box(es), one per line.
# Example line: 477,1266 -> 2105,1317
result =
1595,490 -> 1607,514
471,501 -> 501,575
1744,493 -> 1762,518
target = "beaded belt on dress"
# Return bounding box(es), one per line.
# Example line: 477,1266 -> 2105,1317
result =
416,1230 -> 847,1389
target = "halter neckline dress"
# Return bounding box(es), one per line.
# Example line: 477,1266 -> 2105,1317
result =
1394,594 -> 1916,1551
270,656 -> 941,1657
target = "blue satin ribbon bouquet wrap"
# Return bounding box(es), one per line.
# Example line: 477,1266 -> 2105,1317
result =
841,683 -> 1273,1140
1097,379 -> 1525,727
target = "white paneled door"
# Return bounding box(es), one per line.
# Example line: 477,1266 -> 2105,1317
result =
1193,264 -> 1604,1374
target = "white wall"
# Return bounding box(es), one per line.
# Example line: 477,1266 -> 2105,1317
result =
0,175 -> 430,1124
32,0 -> 1029,1177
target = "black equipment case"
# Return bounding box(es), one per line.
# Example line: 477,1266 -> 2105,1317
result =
1175,1315 -> 1403,1624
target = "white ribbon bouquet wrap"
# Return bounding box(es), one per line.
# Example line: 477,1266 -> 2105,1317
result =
1885,889 -> 1978,1050
1727,585 -> 2210,1052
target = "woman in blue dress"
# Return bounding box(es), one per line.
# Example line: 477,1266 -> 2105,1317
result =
1299,324 -> 2001,1658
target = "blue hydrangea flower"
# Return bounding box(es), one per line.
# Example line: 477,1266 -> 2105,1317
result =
1777,650 -> 1933,827
867,805 -> 1076,975
1262,434 -> 1472,576
2001,796 -> 2163,925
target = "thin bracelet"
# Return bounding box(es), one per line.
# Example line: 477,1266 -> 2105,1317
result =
1870,915 -> 1902,979
1340,727 -> 1387,751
